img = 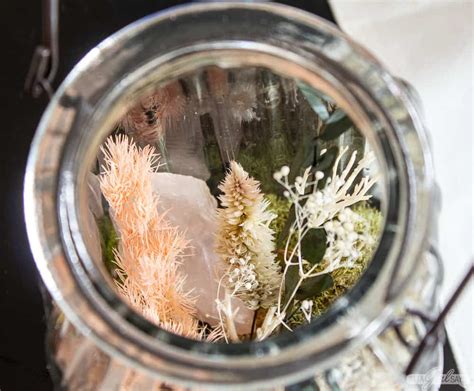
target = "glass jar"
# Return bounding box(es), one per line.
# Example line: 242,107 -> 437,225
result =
24,3 -> 442,390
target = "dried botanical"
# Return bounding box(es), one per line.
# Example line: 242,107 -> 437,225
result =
229,83 -> 258,124
121,101 -> 163,145
259,146 -> 379,335
100,135 -> 201,339
121,82 -> 186,145
216,161 -> 282,311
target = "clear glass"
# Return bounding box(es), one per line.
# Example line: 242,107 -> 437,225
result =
25,3 -> 442,390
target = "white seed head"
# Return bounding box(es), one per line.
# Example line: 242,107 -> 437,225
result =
348,232 -> 358,241
324,221 -> 334,231
315,171 -> 324,180
280,166 -> 290,176
343,223 -> 354,231
273,171 -> 283,181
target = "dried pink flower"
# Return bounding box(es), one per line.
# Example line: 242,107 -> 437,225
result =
100,135 -> 201,339
156,82 -> 187,128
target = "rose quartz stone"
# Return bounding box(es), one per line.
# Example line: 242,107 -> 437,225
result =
151,172 -> 254,334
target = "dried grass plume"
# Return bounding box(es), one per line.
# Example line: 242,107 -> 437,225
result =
216,161 -> 282,310
99,135 -> 201,339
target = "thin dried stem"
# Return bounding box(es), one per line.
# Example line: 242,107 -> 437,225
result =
270,148 -> 379,333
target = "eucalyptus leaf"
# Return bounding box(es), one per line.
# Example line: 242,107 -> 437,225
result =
326,108 -> 346,124
289,140 -> 314,183
297,82 -> 330,120
314,145 -> 338,173
295,274 -> 333,301
300,229 -> 326,265
319,112 -> 353,141
283,264 -> 300,306
277,204 -> 295,247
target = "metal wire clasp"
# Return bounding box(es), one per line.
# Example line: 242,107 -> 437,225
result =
405,263 -> 473,375
25,0 -> 59,98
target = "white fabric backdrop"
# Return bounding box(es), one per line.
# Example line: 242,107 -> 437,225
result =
330,0 -> 473,382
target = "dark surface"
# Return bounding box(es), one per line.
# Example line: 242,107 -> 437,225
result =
0,1 -> 461,390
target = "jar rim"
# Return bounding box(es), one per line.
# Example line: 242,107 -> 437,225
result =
24,2 -> 434,387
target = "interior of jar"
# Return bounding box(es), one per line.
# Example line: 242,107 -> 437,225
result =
77,62 -> 387,344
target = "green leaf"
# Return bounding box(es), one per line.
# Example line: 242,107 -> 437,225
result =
295,274 -> 333,301
319,111 -> 353,141
277,204 -> 295,248
288,119 -> 317,185
300,229 -> 326,265
286,378 -> 320,391
314,145 -> 339,173
297,82 -> 330,120
326,108 -> 346,124
283,264 -> 300,306
289,140 -> 314,184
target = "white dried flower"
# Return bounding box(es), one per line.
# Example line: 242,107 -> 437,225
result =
274,146 -> 377,232
216,161 -> 282,310
229,83 -> 258,123
215,292 -> 240,343
256,306 -> 286,341
271,146 -> 379,328
323,208 -> 365,271
300,300 -> 313,323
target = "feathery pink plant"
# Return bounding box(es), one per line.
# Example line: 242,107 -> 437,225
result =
99,135 -> 201,339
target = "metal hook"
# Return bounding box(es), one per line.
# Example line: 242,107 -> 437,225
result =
405,263 -> 474,375
25,0 -> 59,98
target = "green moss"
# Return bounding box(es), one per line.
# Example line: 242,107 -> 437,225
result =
289,203 -> 383,326
266,194 -> 292,240
238,145 -> 282,195
353,202 -> 383,239
97,214 -> 118,275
